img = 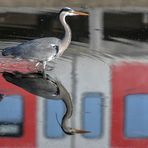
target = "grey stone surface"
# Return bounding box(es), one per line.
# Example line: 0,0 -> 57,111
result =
0,0 -> 148,7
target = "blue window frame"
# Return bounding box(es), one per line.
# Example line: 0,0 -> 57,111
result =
0,95 -> 23,137
125,94 -> 148,138
82,93 -> 103,138
45,99 -> 65,138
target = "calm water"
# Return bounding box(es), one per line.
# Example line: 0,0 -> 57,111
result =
0,8 -> 148,148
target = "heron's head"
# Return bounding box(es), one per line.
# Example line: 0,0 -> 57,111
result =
62,127 -> 91,135
59,7 -> 88,16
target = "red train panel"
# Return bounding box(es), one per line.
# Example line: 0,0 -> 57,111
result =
111,63 -> 148,148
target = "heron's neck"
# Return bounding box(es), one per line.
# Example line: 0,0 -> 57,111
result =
57,81 -> 73,133
59,13 -> 71,55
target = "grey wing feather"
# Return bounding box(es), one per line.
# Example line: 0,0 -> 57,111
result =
3,37 -> 60,61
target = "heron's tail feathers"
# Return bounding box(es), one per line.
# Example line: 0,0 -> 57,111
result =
2,47 -> 14,56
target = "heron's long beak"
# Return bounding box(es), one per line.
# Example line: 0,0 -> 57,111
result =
74,128 -> 91,134
73,11 -> 88,16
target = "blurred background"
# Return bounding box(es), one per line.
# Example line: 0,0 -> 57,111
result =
0,1 -> 148,148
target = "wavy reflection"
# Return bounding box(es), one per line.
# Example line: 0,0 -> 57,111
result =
2,72 -> 90,135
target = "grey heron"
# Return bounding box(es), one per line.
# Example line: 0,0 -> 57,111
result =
2,72 -> 90,135
2,7 -> 88,73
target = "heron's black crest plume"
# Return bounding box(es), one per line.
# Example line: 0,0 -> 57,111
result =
59,7 -> 73,14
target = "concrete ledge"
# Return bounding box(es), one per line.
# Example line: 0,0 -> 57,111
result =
1,0 -> 148,7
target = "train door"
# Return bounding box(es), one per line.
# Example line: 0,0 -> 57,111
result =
74,57 -> 111,148
111,63 -> 148,148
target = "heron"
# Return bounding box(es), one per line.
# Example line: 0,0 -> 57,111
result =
2,72 -> 90,135
2,7 -> 88,73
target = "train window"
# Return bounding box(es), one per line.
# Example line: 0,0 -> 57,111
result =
0,95 -> 23,137
45,99 -> 65,138
125,94 -> 148,138
82,93 -> 103,138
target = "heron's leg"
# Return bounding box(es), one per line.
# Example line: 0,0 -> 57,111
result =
35,62 -> 40,67
43,61 -> 47,78
43,61 -> 47,70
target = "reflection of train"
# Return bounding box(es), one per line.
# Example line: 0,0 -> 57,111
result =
0,8 -> 148,148
1,59 -> 148,148
0,75 -> 36,147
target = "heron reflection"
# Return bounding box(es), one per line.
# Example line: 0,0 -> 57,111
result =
2,72 -> 90,135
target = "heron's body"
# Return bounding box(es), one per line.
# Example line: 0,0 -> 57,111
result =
2,7 -> 88,72
3,37 -> 60,62
2,72 -> 59,98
